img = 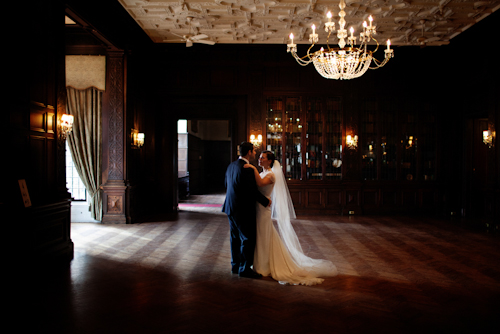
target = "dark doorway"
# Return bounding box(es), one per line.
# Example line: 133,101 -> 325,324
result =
178,119 -> 231,199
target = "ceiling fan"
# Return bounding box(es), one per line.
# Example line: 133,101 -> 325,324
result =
416,19 -> 440,47
170,33 -> 215,47
165,17 -> 215,47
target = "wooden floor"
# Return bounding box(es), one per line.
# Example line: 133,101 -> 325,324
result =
31,209 -> 500,334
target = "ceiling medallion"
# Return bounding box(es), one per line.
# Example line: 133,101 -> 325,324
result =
286,0 -> 394,80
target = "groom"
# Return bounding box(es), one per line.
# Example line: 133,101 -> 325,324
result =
222,141 -> 270,278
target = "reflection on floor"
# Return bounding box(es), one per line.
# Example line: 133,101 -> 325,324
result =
31,211 -> 500,333
179,192 -> 225,214
71,201 -> 100,223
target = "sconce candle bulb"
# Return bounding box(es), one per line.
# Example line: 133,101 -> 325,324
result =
250,133 -> 263,149
60,114 -> 74,140
131,128 -> 145,148
346,134 -> 358,150
483,129 -> 493,148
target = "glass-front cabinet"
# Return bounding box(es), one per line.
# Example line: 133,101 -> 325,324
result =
380,101 -> 398,180
264,96 -> 436,182
325,98 -> 342,180
266,96 -> 343,181
285,97 -> 302,179
421,112 -> 436,181
361,99 -> 377,180
306,98 -> 323,180
401,110 -> 417,181
266,97 -> 283,165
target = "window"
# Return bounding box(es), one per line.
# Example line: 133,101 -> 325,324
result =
178,119 -> 188,178
65,142 -> 86,200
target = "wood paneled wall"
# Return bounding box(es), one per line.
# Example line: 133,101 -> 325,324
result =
57,3 -> 499,224
125,31 -> 498,221
5,0 -> 73,262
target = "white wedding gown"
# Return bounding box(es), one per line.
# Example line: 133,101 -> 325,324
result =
253,169 -> 338,285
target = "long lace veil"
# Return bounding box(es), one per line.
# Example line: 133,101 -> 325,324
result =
271,160 -> 338,277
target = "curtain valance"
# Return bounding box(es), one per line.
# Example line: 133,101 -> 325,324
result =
66,55 -> 106,91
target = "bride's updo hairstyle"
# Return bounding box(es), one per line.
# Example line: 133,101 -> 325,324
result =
261,150 -> 276,167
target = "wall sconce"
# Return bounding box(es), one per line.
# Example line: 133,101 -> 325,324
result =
483,130 -> 493,148
346,134 -> 358,150
131,128 -> 145,149
137,133 -> 145,147
60,114 -> 74,140
250,134 -> 263,149
406,135 -> 414,149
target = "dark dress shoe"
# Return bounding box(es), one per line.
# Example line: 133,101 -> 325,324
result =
239,270 -> 262,279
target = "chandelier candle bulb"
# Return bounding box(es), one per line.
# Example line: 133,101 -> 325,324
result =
387,40 -> 391,50
325,11 -> 335,32
309,24 -> 319,43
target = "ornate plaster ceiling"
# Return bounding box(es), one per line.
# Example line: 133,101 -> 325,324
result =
117,0 -> 500,47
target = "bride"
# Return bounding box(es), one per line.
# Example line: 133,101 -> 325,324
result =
244,150 -> 338,285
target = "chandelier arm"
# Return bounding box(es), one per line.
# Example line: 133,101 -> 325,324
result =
325,30 -> 334,50
295,57 -> 312,66
369,56 -> 389,69
305,43 -> 317,60
371,36 -> 380,54
292,51 -> 314,66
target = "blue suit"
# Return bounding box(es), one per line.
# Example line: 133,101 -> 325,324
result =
222,158 -> 270,274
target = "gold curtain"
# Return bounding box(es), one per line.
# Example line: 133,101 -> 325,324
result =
66,87 -> 103,221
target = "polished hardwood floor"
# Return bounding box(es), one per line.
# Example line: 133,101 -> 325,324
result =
30,201 -> 500,334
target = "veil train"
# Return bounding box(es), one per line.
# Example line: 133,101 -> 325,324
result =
270,160 -> 338,279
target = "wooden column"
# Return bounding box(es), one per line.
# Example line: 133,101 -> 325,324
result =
102,51 -> 127,223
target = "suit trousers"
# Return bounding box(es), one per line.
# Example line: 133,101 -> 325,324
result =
227,214 -> 256,274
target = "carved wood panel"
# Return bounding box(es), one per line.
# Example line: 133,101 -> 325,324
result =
306,189 -> 323,208
106,53 -> 125,181
326,190 -> 342,208
345,190 -> 360,206
381,190 -> 398,206
289,189 -> 303,208
420,189 -> 436,208
363,190 -> 378,206
107,195 -> 123,213
402,190 -> 417,207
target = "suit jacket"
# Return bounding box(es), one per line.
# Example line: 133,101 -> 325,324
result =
222,159 -> 270,217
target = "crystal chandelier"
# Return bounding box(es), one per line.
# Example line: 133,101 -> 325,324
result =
286,0 -> 394,80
